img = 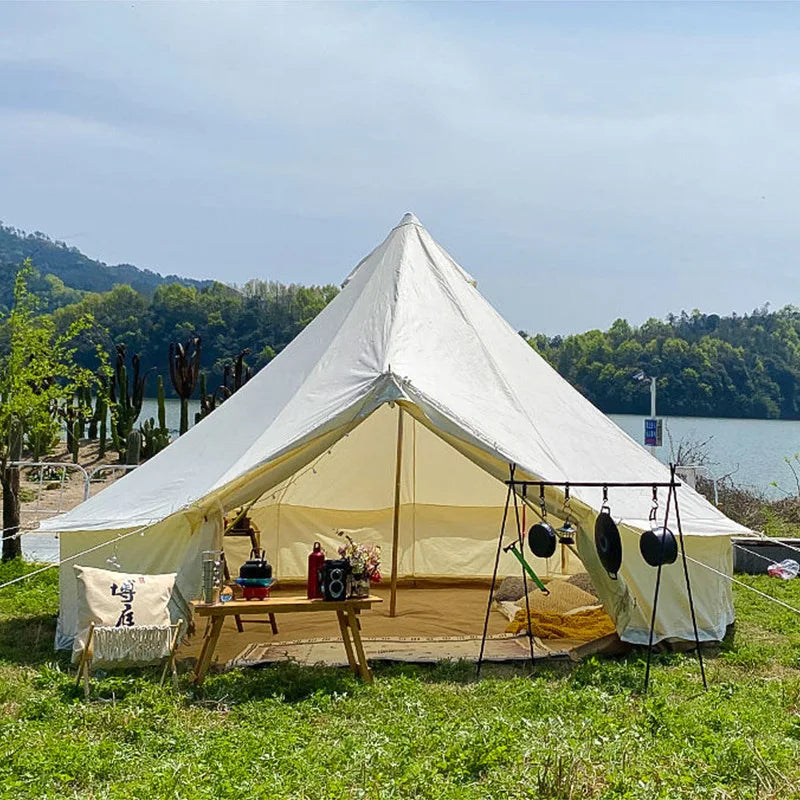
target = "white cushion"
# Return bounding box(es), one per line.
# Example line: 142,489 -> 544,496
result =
72,565 -> 176,663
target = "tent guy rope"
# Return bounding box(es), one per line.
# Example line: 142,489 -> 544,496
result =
0,521 -> 157,592
684,552 -> 800,617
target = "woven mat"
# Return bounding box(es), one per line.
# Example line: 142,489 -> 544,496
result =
227,633 -> 575,669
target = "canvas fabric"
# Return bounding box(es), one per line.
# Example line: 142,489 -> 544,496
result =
56,514 -> 220,650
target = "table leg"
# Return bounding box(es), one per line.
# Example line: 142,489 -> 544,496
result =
268,613 -> 279,635
347,608 -> 373,683
194,616 -> 224,686
336,610 -> 359,674
234,615 -> 244,633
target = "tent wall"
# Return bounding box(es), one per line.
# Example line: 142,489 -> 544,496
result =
226,502 -> 584,582
573,513 -> 734,643
228,404 -> 581,580
612,526 -> 734,643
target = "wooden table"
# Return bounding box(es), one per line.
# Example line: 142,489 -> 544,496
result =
191,595 -> 382,685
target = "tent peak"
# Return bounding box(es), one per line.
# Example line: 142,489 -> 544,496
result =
396,212 -> 421,228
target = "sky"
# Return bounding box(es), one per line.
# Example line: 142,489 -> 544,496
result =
1,1 -> 799,335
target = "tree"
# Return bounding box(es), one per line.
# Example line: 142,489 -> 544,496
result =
0,261 -> 103,560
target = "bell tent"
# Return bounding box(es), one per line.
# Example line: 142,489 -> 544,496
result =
43,213 -> 749,650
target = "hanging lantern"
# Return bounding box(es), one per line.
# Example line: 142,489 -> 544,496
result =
557,520 -> 575,545
558,483 -> 576,545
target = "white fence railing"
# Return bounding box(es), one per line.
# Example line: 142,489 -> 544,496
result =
9,461 -> 137,530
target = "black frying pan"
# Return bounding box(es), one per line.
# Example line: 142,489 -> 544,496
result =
594,508 -> 622,579
528,522 -> 558,559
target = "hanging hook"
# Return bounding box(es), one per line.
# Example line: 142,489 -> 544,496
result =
649,485 -> 659,523
600,484 -> 611,515
561,482 -> 572,518
539,484 -> 547,518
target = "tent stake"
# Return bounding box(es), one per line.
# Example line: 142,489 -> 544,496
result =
389,406 -> 404,617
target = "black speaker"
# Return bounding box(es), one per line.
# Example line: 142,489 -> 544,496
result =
320,559 -> 349,601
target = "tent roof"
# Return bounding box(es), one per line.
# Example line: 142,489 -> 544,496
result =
42,213 -> 748,538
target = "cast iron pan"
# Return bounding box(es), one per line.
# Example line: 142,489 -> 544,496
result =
639,526 -> 678,567
594,510 -> 622,579
528,522 -> 558,559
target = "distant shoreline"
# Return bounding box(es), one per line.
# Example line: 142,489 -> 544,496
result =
142,396 -> 800,423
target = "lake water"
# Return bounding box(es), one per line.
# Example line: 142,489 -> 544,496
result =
610,414 -> 800,499
138,397 -> 200,436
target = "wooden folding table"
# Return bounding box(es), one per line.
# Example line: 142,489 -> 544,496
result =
191,595 -> 382,685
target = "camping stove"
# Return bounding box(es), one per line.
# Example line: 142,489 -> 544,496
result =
234,577 -> 275,600
242,582 -> 272,600
236,549 -> 274,600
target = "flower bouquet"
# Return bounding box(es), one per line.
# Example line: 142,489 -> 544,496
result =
337,531 -> 382,598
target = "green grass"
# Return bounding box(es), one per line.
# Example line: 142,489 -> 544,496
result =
2,561 -> 800,799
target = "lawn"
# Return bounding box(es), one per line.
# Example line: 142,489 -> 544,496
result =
1,560 -> 800,799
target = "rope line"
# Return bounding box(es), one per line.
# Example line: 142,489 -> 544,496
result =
750,533 -> 800,561
0,522 -> 155,592
684,553 -> 800,617
732,542 -> 780,567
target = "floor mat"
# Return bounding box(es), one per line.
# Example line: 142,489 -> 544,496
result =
179,587 -> 623,672
227,633 -> 576,669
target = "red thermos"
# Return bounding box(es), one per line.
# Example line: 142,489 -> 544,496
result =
307,542 -> 325,599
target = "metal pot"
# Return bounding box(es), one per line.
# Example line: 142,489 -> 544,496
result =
640,527 -> 678,567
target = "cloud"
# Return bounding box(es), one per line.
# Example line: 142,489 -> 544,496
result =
1,2 -> 799,332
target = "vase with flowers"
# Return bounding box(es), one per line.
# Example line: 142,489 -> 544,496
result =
337,531 -> 382,598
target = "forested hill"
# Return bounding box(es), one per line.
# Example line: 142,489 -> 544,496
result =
0,221 -> 339,397
0,221 -> 211,306
526,307 -> 800,420
48,280 -> 339,398
2,220 -> 799,418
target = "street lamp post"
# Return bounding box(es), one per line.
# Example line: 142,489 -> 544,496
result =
634,371 -> 658,457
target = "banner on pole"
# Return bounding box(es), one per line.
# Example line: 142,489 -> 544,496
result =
644,418 -> 662,447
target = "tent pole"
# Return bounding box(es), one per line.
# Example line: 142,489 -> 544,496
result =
389,405 -> 404,617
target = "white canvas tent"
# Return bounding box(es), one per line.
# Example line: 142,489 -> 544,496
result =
43,213 -> 750,650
